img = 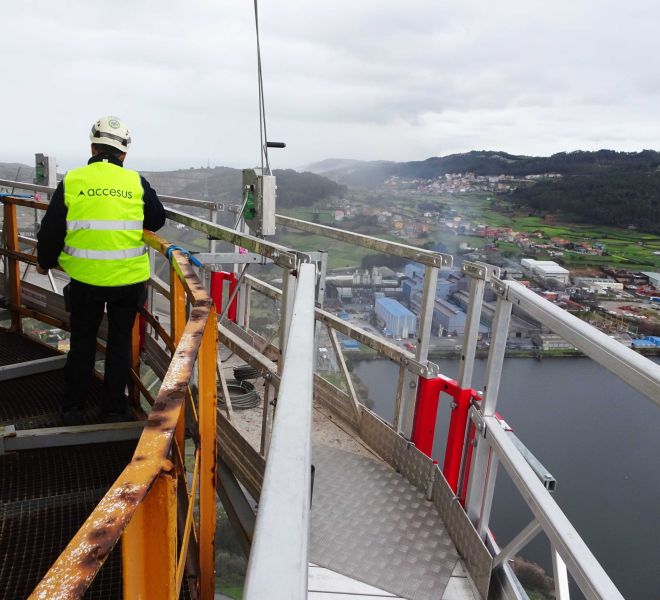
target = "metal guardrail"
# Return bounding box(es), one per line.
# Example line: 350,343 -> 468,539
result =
276,213 -> 453,268
243,262 -> 316,600
0,178 -> 218,210
165,207 -> 298,270
493,278 -> 660,405
460,273 -> 659,600
481,413 -> 624,600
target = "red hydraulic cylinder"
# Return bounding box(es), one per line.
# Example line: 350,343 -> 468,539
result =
443,387 -> 473,493
411,376 -> 443,457
210,271 -> 238,323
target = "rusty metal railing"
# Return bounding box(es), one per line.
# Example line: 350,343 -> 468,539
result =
0,196 -> 217,599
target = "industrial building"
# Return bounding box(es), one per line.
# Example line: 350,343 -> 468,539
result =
573,277 -> 624,294
641,272 -> 660,288
402,264 -> 462,303
521,259 -> 570,284
409,292 -> 488,337
532,333 -> 575,350
375,297 -> 417,339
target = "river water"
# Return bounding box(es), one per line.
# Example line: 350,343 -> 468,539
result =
351,356 -> 660,600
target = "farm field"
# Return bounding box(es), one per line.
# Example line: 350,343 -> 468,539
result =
276,192 -> 660,271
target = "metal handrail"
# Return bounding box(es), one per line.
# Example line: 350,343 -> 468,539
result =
0,180 -> 300,270
481,413 -> 624,599
0,178 -> 218,210
276,213 -> 453,268
165,207 -> 298,269
243,263 -> 316,600
493,277 -> 660,406
461,273 -> 660,599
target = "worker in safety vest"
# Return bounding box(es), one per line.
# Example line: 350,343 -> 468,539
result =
36,116 -> 166,425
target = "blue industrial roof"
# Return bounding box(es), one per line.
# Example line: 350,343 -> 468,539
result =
632,339 -> 655,348
376,297 -> 415,318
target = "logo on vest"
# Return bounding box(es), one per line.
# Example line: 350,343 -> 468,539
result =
78,188 -> 133,199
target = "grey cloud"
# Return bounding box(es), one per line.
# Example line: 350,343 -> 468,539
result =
2,0 -> 660,171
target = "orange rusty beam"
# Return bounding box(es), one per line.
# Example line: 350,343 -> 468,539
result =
0,247 -> 39,264
144,230 -> 207,307
29,302 -> 212,600
176,449 -> 200,594
0,196 -> 50,211
18,307 -> 69,331
198,308 -> 218,600
130,315 -> 141,408
122,465 -> 177,600
143,229 -> 171,255
170,266 -> 187,474
128,369 -> 156,408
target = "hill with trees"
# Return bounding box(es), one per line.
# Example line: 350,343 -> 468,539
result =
506,168 -> 660,232
306,150 -> 660,187
0,161 -> 346,223
306,150 -> 660,231
142,166 -> 346,209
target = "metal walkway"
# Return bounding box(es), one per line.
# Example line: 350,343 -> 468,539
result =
311,444 -> 476,600
229,384 -> 480,600
0,332 -> 135,599
0,331 -> 107,429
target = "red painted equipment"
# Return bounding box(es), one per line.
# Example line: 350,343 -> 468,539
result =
411,376 -> 443,457
210,271 -> 238,323
444,386 -> 475,494
410,374 -> 481,496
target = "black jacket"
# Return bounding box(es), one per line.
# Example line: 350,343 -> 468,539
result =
37,154 -> 166,270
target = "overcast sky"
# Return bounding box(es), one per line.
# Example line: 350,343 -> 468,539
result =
3,0 -> 659,173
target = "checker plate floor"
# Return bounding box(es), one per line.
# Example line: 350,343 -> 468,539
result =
310,444 -> 460,600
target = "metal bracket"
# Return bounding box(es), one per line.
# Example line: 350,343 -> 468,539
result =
490,276 -> 508,298
423,362 -> 439,378
469,406 -> 487,438
507,431 -> 557,492
0,425 -> 17,455
462,260 -> 501,282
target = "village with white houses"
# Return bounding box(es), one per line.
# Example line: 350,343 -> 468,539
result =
321,175 -> 660,355
383,171 -> 563,195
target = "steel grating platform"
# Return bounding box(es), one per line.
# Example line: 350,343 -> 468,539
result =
0,331 -> 106,430
0,442 -> 137,599
0,330 -> 191,599
310,444 -> 475,600
0,331 -> 59,367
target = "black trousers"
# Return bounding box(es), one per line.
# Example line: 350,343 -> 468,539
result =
64,279 -> 146,414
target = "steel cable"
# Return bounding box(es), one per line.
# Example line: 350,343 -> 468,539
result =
217,379 -> 260,410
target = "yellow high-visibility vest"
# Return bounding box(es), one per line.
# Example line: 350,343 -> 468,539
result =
58,161 -> 149,286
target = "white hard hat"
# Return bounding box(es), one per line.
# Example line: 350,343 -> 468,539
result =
89,116 -> 131,152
